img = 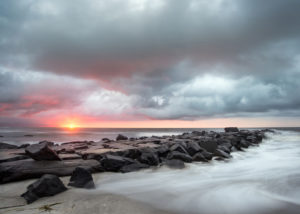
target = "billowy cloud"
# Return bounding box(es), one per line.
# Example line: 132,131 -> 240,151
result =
0,0 -> 300,126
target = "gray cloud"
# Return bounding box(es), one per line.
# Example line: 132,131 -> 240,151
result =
0,0 -> 300,123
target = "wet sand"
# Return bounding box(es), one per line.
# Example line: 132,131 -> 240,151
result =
0,174 -> 173,214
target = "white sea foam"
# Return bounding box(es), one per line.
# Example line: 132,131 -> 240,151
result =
95,131 -> 300,214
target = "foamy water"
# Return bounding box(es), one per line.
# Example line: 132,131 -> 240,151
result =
95,130 -> 300,214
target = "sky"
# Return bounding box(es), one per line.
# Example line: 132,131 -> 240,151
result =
0,0 -> 300,128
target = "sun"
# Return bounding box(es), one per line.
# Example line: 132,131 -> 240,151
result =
68,123 -> 75,129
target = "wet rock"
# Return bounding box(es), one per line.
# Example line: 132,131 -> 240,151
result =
155,145 -> 170,157
101,154 -> 134,171
239,139 -> 250,148
224,127 -> 239,132
217,145 -> 231,154
170,143 -> 188,154
18,143 -> 30,149
21,174 -> 67,204
186,142 -> 202,156
116,134 -> 128,141
120,162 -> 149,173
38,140 -> 54,147
167,151 -> 192,163
201,150 -> 213,160
165,159 -> 185,169
0,159 -> 100,184
122,148 -> 142,159
198,140 -> 218,153
25,143 -> 61,161
24,134 -> 34,137
0,142 -> 18,150
68,167 -> 95,189
214,149 -> 232,159
192,153 -> 208,162
138,151 -> 159,166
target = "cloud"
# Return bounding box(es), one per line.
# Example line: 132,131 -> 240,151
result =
0,0 -> 300,125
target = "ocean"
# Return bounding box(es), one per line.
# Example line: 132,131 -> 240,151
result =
1,127 -> 300,214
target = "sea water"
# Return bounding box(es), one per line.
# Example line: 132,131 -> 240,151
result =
93,129 -> 300,214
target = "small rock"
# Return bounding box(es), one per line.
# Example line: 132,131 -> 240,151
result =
214,149 -> 232,159
192,153 -> 208,162
116,134 -> 128,141
101,154 -> 134,172
24,134 -> 34,137
25,143 -> 61,161
138,151 -> 160,166
18,143 -> 30,149
120,162 -> 149,173
224,127 -> 239,132
21,174 -> 67,204
39,140 -> 54,147
0,142 -> 18,150
68,167 -> 95,189
167,151 -> 193,163
198,140 -> 218,153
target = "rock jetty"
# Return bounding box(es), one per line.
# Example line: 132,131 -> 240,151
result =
0,128 -> 272,184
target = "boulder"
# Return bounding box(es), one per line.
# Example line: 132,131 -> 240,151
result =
201,150 -> 213,160
25,143 -> 61,161
116,134 -> 128,141
198,140 -> 218,153
165,159 -> 185,169
192,153 -> 208,162
214,149 -> 232,159
38,140 -> 54,147
155,145 -> 170,157
101,154 -> 134,172
18,143 -> 30,149
0,142 -> 18,150
167,151 -> 192,163
68,167 -> 95,189
0,159 -> 100,184
169,143 -> 188,154
186,142 -> 202,156
138,151 -> 159,166
224,127 -> 239,132
120,162 -> 149,173
21,174 -> 67,204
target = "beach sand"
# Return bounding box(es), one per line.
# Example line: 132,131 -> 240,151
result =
0,173 -> 173,214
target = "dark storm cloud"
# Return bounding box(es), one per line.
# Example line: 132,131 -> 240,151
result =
0,0 -> 300,122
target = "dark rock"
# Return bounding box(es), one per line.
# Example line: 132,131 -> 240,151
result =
101,154 -> 134,171
239,139 -> 250,148
0,159 -> 101,184
120,162 -> 149,173
198,140 -> 218,153
201,150 -> 213,160
24,135 -> 34,137
25,143 -> 61,161
167,151 -> 192,163
0,154 -> 29,163
224,127 -> 239,132
0,135 -> 3,137
18,144 -> 30,149
68,167 -> 95,189
74,145 -> 89,150
38,140 -> 54,147
186,142 -> 202,156
129,137 -> 136,141
116,134 -> 128,141
102,138 -> 110,141
192,153 -> 208,162
138,151 -> 159,166
0,142 -> 18,150
21,174 -> 67,204
214,149 -> 232,159
155,145 -> 170,157
217,145 -> 231,154
165,159 -> 185,169
119,148 -> 142,159
170,143 -> 188,154
192,131 -> 206,136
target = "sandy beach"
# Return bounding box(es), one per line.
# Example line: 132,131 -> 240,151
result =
0,173 -> 173,214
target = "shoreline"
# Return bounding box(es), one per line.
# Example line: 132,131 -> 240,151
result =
0,173 -> 174,214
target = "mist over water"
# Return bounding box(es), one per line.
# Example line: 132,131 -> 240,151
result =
95,130 -> 300,214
